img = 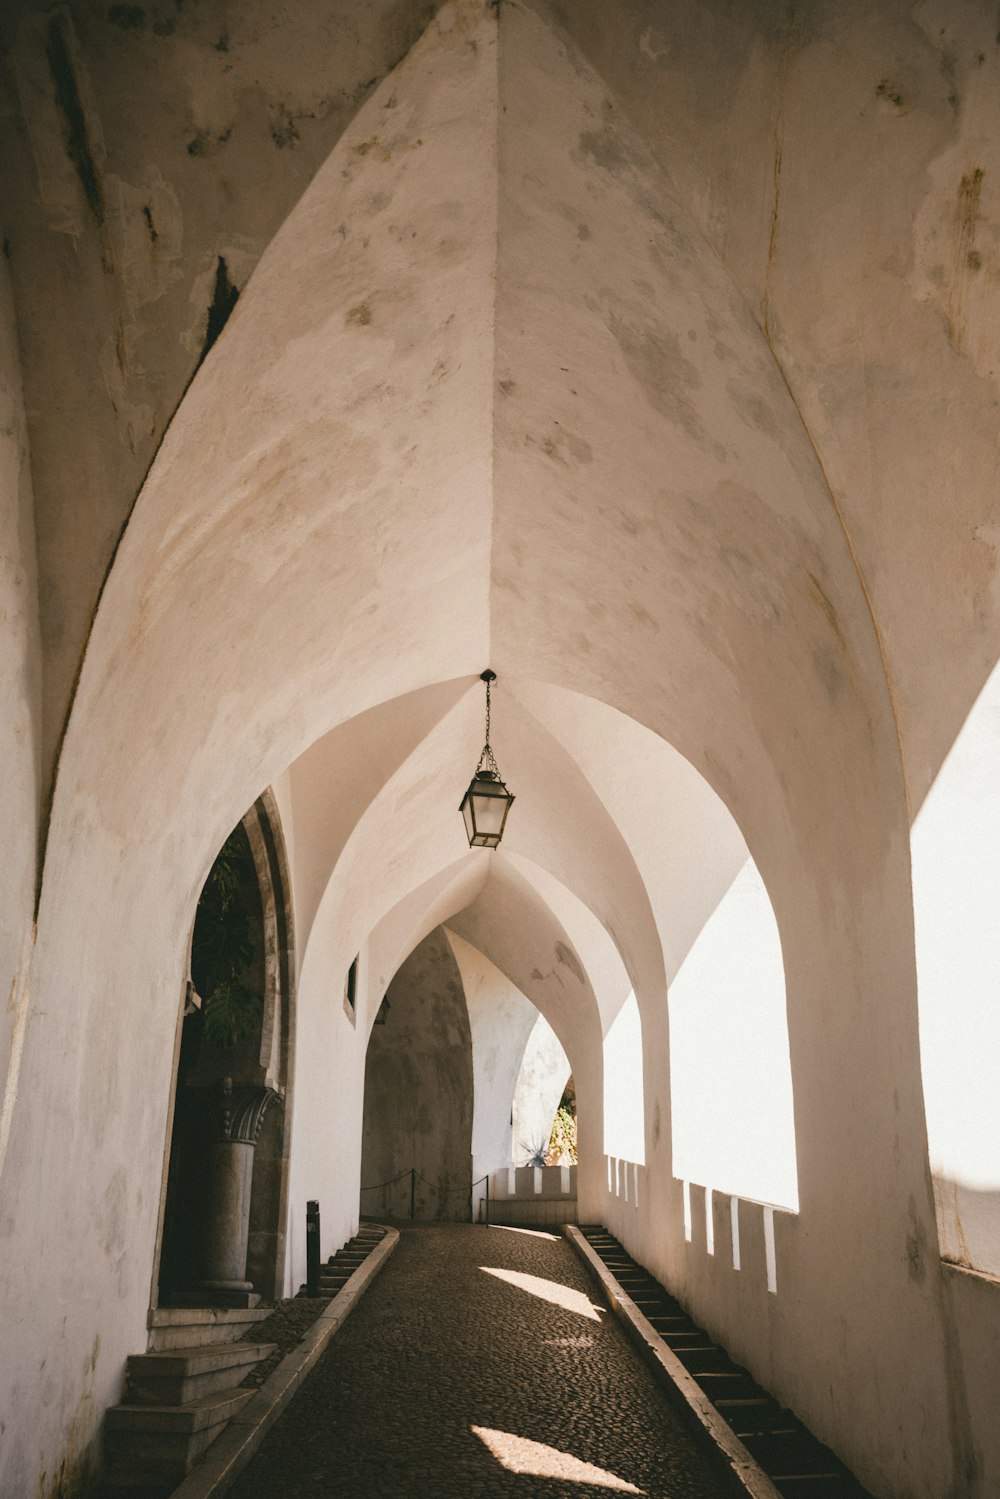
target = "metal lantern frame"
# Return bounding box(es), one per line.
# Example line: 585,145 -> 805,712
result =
459,670 -> 515,849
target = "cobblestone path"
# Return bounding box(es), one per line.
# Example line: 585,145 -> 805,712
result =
228,1223 -> 728,1497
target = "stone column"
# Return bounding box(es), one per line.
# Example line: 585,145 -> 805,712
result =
200,1079 -> 278,1302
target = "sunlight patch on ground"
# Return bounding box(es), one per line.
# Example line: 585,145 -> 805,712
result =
488,1224 -> 559,1240
479,1266 -> 601,1320
472,1427 -> 644,1491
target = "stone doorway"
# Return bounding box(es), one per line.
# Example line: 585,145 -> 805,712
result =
155,792 -> 295,1306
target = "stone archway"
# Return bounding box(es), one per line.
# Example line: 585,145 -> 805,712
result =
154,791 -> 295,1306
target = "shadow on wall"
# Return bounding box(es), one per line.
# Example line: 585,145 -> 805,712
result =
361,927 -> 473,1221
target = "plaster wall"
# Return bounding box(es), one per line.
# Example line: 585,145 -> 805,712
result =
511,685 -> 750,983
505,850 -> 633,1037
282,859 -> 490,1278
0,0 -> 448,794
490,8 -> 954,1495
1,3 -> 999,1495
445,929 -> 538,1183
447,859 -> 605,1219
511,1012 -> 571,1167
280,671 -> 644,1278
279,659 -> 662,1272
486,694 -> 666,1031
361,928 -> 474,1221
282,905 -> 369,1274
0,13 -> 499,1492
367,860 -> 489,1009
554,0 -> 1000,809
284,680 -> 469,944
939,1264 -> 1000,1497
0,238 -> 39,1187
282,701 -> 493,1266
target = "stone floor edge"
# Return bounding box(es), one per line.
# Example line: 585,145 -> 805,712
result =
164,1225 -> 400,1499
562,1224 -> 784,1499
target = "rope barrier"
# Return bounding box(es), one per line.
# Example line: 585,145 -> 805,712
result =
357,1167 -> 493,1222
359,1170 -> 412,1192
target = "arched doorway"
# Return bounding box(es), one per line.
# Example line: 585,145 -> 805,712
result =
360,927 -> 474,1222
155,792 -> 295,1304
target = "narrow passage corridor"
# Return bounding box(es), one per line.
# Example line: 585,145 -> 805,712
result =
229,1224 -> 728,1497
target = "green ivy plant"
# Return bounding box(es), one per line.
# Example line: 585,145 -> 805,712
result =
548,1101 -> 578,1166
191,832 -> 263,1049
522,1094 -> 578,1167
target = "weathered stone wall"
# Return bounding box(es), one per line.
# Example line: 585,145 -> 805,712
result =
0,0 -> 443,799
361,928 -> 474,1221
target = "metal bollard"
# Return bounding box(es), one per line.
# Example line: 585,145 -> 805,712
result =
306,1199 -> 321,1296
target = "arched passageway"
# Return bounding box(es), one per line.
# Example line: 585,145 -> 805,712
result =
3,1 -> 1000,1496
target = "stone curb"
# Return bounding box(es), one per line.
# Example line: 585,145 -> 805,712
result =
563,1225 -> 783,1499
167,1226 -> 400,1499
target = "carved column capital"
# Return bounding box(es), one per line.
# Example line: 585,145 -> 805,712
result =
218,1078 -> 281,1145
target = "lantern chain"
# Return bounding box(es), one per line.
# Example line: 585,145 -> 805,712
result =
476,673 -> 501,777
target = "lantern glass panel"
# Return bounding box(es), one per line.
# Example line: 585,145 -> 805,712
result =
472,787 -> 508,838
460,773 -> 514,848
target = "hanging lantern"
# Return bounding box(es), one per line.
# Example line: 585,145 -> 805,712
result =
459,670 -> 515,849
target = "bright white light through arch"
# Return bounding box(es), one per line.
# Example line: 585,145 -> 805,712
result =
912,656 -> 1000,1274
669,857 -> 798,1211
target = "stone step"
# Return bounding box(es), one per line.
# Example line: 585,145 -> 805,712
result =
772,1479 -> 864,1497
742,1430 -> 845,1475
107,1386 -> 255,1437
125,1341 -> 276,1406
295,1233 -> 385,1296
103,1388 -> 254,1491
163,1289 -> 262,1310
674,1347 -> 736,1374
147,1305 -> 271,1351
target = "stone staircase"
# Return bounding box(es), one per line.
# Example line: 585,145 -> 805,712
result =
578,1227 -> 873,1499
296,1223 -> 387,1299
99,1226 -> 388,1495
101,1338 -> 276,1495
